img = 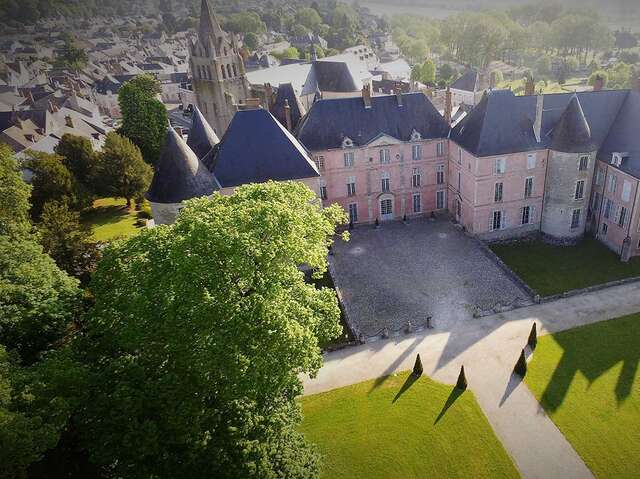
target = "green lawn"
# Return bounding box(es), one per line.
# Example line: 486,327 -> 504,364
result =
299,372 -> 519,479
491,238 -> 640,296
82,198 -> 143,242
526,313 -> 640,479
497,77 -> 589,95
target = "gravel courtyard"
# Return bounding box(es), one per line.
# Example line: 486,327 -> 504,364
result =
330,218 -> 532,340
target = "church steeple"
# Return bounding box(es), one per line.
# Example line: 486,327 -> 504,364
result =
198,0 -> 225,46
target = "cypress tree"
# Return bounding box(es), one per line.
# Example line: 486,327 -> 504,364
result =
412,354 -> 423,376
456,365 -> 467,390
514,349 -> 527,377
528,322 -> 537,350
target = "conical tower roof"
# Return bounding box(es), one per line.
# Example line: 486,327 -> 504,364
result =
199,0 -> 226,45
552,94 -> 596,153
187,106 -> 219,162
147,128 -> 219,204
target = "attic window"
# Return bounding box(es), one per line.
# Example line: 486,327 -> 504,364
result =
611,152 -> 627,167
410,130 -> 422,142
342,137 -> 354,149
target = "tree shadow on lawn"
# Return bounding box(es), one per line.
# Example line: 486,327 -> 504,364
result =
434,386 -> 465,424
368,336 -> 423,393
392,373 -> 419,403
537,318 -> 640,413
82,205 -> 132,227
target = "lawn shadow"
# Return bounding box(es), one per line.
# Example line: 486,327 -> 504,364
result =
392,373 -> 419,403
434,386 -> 464,424
368,336 -> 422,393
499,372 -> 523,407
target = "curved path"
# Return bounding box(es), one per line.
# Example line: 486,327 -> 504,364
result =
304,281 -> 640,478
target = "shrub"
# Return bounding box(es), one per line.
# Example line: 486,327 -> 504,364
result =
412,354 -> 423,377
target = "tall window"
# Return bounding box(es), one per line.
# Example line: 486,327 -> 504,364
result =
521,206 -> 532,225
347,177 -> 356,197
436,142 -> 444,156
457,172 -> 461,190
381,172 -> 390,192
602,223 -> 608,236
494,182 -> 504,203
491,210 -> 503,231
571,208 -> 581,229
412,168 -> 421,188
458,149 -> 462,165
348,203 -> 358,223
436,190 -> 446,209
413,193 -> 421,213
314,156 -> 325,172
618,206 -> 628,228
522,177 -> 533,199
436,164 -> 445,185
579,155 -> 590,171
412,144 -> 422,160
608,174 -> 617,193
320,185 -> 327,200
575,180 -> 585,200
494,158 -> 506,175
527,153 -> 536,170
622,180 -> 632,202
595,168 -> 604,186
344,151 -> 354,168
604,198 -> 613,219
379,149 -> 390,164
592,191 -> 601,211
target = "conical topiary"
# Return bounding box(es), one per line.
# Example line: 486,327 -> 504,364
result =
456,365 -> 467,390
412,354 -> 424,377
514,348 -> 527,377
528,322 -> 537,350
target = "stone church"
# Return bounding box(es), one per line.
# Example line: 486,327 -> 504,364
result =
189,0 -> 251,136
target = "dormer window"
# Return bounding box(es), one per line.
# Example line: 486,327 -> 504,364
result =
410,129 -> 422,142
611,152 -> 626,167
342,137 -> 354,149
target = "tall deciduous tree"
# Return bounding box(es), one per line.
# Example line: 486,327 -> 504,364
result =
118,74 -> 168,165
54,134 -> 97,192
75,182 -> 347,478
0,144 -> 31,238
94,132 -> 152,207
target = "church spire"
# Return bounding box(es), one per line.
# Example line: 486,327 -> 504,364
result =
199,0 -> 225,44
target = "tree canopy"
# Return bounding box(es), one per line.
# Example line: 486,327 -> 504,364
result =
73,181 -> 346,477
0,144 -> 31,239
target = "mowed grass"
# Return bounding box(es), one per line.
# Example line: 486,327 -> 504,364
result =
82,197 -> 142,242
526,313 -> 640,478
299,372 -> 519,479
491,238 -> 640,296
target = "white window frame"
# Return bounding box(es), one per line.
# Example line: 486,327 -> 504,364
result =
494,158 -> 506,175
491,210 -> 505,231
320,185 -> 327,200
622,180 -> 631,202
494,182 -> 504,203
595,167 -> 604,186
343,151 -> 354,168
436,141 -> 445,157
527,153 -> 536,170
413,193 -> 421,213
521,205 -> 531,225
436,164 -> 445,185
412,144 -> 422,160
411,168 -> 421,188
524,176 -> 534,199
314,156 -> 325,172
570,208 -> 581,229
604,198 -> 613,219
608,174 -> 617,194
348,203 -> 358,223
578,155 -> 590,171
574,180 -> 585,200
436,190 -> 446,210
380,198 -> 393,216
381,171 -> 390,193
618,206 -> 628,228
346,176 -> 356,197
379,148 -> 391,164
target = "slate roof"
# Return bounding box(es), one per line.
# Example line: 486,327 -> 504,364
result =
270,83 -> 306,131
302,61 -> 359,97
450,69 -> 479,93
451,89 -> 629,157
212,108 -> 319,188
187,106 -> 219,165
598,91 -> 640,179
296,92 -> 450,151
551,94 -> 596,153
147,127 -> 219,204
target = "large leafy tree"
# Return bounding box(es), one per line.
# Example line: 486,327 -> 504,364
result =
0,235 -> 81,365
94,132 -> 152,207
75,182 -> 347,478
54,134 -> 97,192
0,144 -> 31,239
118,74 -> 168,165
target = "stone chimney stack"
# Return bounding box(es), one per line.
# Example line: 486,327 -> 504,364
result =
395,87 -> 403,107
362,84 -> 372,109
593,75 -> 605,92
524,77 -> 536,96
534,94 -> 543,143
284,99 -> 292,131
238,98 -> 262,110
444,87 -> 452,125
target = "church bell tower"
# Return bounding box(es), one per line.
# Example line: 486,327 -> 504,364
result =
190,0 -> 251,136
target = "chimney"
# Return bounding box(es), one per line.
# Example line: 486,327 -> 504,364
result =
395,87 -> 403,107
524,76 -> 536,96
534,94 -> 543,143
284,99 -> 292,131
593,74 -> 604,92
362,84 -> 372,109
264,83 -> 274,111
238,98 -> 262,110
444,86 -> 452,125
65,115 -> 74,128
